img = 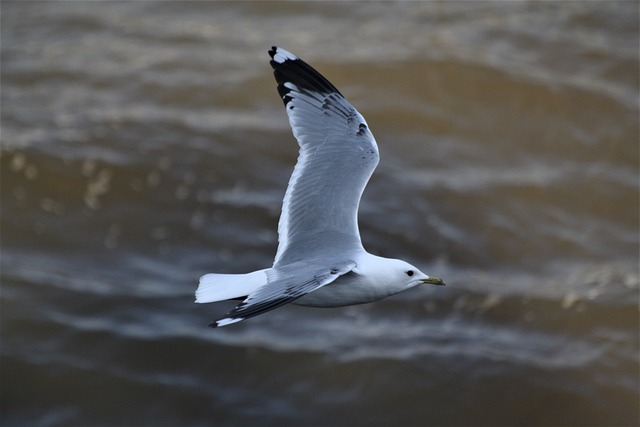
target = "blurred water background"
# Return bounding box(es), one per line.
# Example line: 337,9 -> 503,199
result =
1,1 -> 638,426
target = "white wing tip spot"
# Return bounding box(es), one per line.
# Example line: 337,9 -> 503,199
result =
273,47 -> 298,64
215,317 -> 244,327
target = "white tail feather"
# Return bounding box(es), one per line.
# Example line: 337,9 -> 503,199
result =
195,268 -> 268,303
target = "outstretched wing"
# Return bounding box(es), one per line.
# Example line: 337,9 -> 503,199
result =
211,261 -> 356,327
269,47 -> 380,266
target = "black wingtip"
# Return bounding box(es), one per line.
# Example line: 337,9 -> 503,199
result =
268,46 -> 343,108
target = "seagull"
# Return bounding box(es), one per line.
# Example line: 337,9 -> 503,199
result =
196,46 -> 445,327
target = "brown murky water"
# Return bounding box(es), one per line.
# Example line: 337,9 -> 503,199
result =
2,1 -> 638,426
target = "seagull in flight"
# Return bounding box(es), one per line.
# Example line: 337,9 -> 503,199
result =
196,47 -> 445,327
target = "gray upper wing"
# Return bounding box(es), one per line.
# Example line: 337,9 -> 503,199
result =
210,260 -> 356,327
268,47 -> 380,266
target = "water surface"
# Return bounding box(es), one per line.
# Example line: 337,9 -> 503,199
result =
2,2 -> 638,426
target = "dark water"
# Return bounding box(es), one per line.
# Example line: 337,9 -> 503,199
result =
1,1 -> 639,426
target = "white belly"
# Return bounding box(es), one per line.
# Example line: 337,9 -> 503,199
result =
293,272 -> 395,307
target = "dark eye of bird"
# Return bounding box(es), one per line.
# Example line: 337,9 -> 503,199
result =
406,270 -> 414,277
